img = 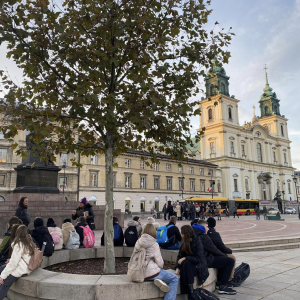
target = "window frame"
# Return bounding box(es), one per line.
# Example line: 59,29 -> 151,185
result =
189,167 -> 194,175
90,172 -> 98,187
140,160 -> 145,170
210,142 -> 215,154
257,143 -> 263,163
190,179 -> 195,192
167,177 -> 172,190
200,180 -> 205,192
230,141 -> 234,153
125,158 -> 131,168
154,176 -> 160,190
208,108 -> 213,120
166,164 -> 171,172
60,153 -> 68,166
234,178 -> 238,192
90,155 -> 97,165
140,176 -> 147,189
228,107 -> 232,120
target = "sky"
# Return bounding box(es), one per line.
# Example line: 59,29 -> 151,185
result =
0,0 -> 300,168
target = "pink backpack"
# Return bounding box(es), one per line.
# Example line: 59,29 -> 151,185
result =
50,228 -> 61,245
80,225 -> 95,248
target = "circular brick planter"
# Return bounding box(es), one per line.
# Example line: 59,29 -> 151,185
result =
8,247 -> 217,300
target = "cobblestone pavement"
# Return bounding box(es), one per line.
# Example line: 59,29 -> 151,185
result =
215,248 -> 300,300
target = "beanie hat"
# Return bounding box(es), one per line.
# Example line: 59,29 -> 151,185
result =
79,197 -> 87,205
190,218 -> 198,226
63,218 -> 72,224
207,217 -> 216,228
147,217 -> 155,224
34,217 -> 44,228
47,218 -> 56,227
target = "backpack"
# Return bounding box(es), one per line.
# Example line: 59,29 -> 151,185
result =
22,248 -> 43,271
124,226 -> 139,247
127,241 -> 148,283
113,224 -> 122,240
50,228 -> 61,245
156,224 -> 174,244
42,234 -> 55,257
195,288 -> 220,300
232,263 -> 250,286
65,230 -> 80,250
125,226 -> 138,247
80,225 -> 95,248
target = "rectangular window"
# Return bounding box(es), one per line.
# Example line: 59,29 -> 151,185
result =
179,179 -> 184,190
208,169 -> 213,176
154,177 -> 160,189
166,164 -> 171,172
125,159 -> 131,168
288,182 -> 291,194
199,168 -> 204,176
179,167 -> 183,174
125,175 -> 131,188
91,155 -> 97,165
59,177 -> 67,186
140,160 -> 145,170
140,177 -> 146,189
210,142 -> 215,154
60,153 -> 68,166
154,163 -> 159,171
0,175 -> 4,185
90,172 -> 98,187
230,141 -> 234,153
284,153 -> 287,163
190,167 -> 194,175
273,151 -> 276,162
167,178 -> 172,190
241,145 -> 245,156
234,179 -> 238,192
190,180 -> 195,192
200,180 -> 205,192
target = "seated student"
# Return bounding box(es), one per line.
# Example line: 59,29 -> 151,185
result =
127,216 -> 143,237
159,216 -> 182,250
61,219 -> 80,249
131,223 -> 178,300
75,216 -> 89,248
175,225 -> 208,300
47,218 -> 63,251
101,217 -> 124,247
31,218 -> 55,256
0,217 -> 22,266
7,223 -> 22,263
0,225 -> 36,299
124,222 -> 139,247
207,217 -> 236,283
147,217 -> 160,230
192,220 -> 236,295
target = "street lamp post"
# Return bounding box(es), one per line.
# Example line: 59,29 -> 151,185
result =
180,174 -> 185,199
62,160 -> 66,195
293,176 -> 299,213
282,182 -> 285,214
208,172 -> 215,203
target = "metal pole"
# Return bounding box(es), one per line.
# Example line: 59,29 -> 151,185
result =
63,160 -> 66,195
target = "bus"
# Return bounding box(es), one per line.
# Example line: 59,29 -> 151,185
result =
186,197 -> 259,215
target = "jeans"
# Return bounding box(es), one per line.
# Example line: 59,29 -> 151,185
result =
0,264 -> 18,300
256,215 -> 260,220
148,269 -> 178,300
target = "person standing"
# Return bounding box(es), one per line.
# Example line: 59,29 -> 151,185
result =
15,197 -> 31,227
183,202 -> 188,220
263,206 -> 268,220
233,206 -> 239,218
175,201 -> 182,221
200,203 -> 205,219
215,202 -> 221,221
167,202 -> 173,220
162,204 -> 167,221
195,203 -> 200,218
72,197 -> 95,230
255,205 -> 260,220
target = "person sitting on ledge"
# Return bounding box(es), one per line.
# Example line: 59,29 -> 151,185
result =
0,225 -> 36,300
47,218 -> 63,251
127,216 -> 143,237
136,223 -> 178,300
101,217 -> 124,247
72,197 -> 95,230
0,217 -> 22,267
193,220 -> 236,295
75,216 -> 90,248
147,217 -> 160,230
62,219 -> 80,250
159,216 -> 182,250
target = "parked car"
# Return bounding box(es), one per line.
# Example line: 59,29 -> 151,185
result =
268,207 -> 279,213
285,207 -> 296,214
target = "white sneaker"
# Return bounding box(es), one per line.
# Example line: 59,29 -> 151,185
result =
154,279 -> 170,293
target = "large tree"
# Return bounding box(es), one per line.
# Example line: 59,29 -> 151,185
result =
0,0 -> 233,273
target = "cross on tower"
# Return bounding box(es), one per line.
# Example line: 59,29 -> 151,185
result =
264,64 -> 268,74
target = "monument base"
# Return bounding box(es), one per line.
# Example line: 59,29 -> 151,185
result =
13,186 -> 60,194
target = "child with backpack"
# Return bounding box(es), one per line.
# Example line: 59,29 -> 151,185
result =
0,225 -> 37,299
128,224 -> 178,300
47,218 -> 63,250
75,217 -> 95,248
31,218 -> 55,257
101,217 -> 124,247
61,219 -> 80,250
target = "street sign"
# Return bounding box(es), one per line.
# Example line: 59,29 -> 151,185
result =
165,196 -> 168,201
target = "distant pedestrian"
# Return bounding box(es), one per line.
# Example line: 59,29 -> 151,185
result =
224,206 -> 229,218
15,197 -> 31,227
233,206 -> 239,219
162,204 -> 167,220
190,202 -> 196,220
216,203 -> 222,221
175,201 -> 182,221
167,202 -> 174,220
255,205 -> 260,220
263,206 -> 268,220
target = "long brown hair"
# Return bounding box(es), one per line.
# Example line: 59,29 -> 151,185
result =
8,224 -> 22,259
180,225 -> 194,255
13,225 -> 37,255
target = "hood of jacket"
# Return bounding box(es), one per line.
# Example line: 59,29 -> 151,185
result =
192,224 -> 206,235
138,234 -> 157,249
32,226 -> 49,235
127,220 -> 139,227
85,203 -> 93,209
62,222 -> 75,232
76,221 -> 88,227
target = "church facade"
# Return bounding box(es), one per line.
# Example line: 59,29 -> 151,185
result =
198,61 -> 296,209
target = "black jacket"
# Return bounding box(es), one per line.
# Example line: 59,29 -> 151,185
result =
207,227 -> 232,254
31,226 -> 52,250
190,204 -> 196,213
101,222 -> 124,247
166,204 -> 174,214
15,206 -> 31,226
72,203 -> 95,230
192,224 -> 225,266
176,235 -> 209,286
75,221 -> 89,247
160,222 -> 182,249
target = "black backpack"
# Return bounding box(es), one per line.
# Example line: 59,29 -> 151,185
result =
195,288 -> 219,300
125,226 -> 138,247
42,234 -> 55,257
232,263 -> 250,286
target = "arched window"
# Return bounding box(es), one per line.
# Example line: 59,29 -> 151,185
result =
257,142 -> 262,162
228,107 -> 232,119
245,179 -> 249,191
220,83 -> 225,94
281,125 -> 284,136
210,85 -> 214,96
217,180 -> 221,192
264,106 -> 268,115
274,105 -> 277,114
208,108 -> 213,120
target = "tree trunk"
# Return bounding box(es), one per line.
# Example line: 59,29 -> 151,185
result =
104,130 -> 116,273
